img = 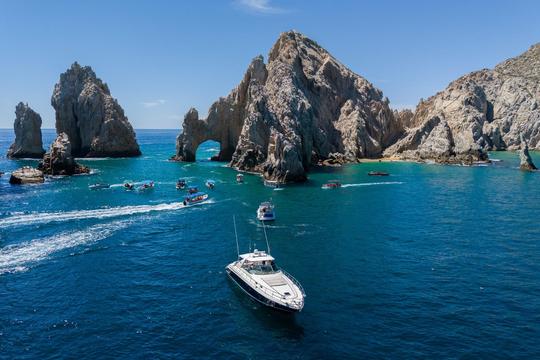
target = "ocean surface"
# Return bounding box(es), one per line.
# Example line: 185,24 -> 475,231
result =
0,129 -> 539,359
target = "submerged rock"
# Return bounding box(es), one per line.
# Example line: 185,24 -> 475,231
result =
52,62 -> 141,157
9,166 -> 44,184
385,43 -> 540,163
7,102 -> 45,158
519,133 -> 537,171
38,133 -> 90,175
174,31 -> 402,182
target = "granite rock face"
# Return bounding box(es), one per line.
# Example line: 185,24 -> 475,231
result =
52,62 -> 141,157
385,43 -> 540,163
38,133 -> 90,175
174,31 -> 402,182
9,166 -> 44,184
7,102 -> 45,158
519,133 -> 537,171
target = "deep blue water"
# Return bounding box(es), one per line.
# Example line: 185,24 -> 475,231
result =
0,129 -> 539,359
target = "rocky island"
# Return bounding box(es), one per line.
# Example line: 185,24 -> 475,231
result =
7,102 -> 45,159
38,133 -> 90,176
52,62 -> 141,157
174,31 -> 403,182
385,43 -> 540,163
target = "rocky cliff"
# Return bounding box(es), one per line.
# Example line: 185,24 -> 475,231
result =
7,102 -> 45,158
174,31 -> 402,182
52,62 -> 141,157
385,43 -> 540,163
38,133 -> 89,175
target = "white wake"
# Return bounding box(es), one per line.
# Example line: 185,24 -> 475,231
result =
0,221 -> 129,274
341,181 -> 403,188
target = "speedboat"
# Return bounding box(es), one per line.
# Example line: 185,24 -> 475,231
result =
187,186 -> 199,195
368,171 -> 389,176
183,191 -> 208,206
264,180 -> 281,188
322,180 -> 341,189
257,201 -> 275,221
236,173 -> 244,183
176,179 -> 186,190
138,180 -> 154,191
226,219 -> 305,313
89,183 -> 110,190
206,180 -> 215,189
123,181 -> 135,191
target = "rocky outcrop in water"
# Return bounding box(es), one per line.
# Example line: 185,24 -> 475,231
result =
38,133 -> 90,175
519,133 -> 537,171
52,62 -> 141,157
9,166 -> 44,184
385,43 -> 540,163
7,102 -> 45,159
174,31 -> 402,182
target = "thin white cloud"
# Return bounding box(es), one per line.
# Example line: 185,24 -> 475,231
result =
142,99 -> 166,108
235,0 -> 287,14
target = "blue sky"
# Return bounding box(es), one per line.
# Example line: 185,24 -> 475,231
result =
1,0 -> 539,129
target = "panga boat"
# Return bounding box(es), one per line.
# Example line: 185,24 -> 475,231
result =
206,180 -> 215,189
123,181 -> 135,191
187,186 -> 199,194
183,192 -> 208,206
322,180 -> 341,189
176,179 -> 186,190
236,173 -> 244,183
138,180 -> 154,191
368,171 -> 389,176
226,220 -> 305,312
89,183 -> 110,190
257,201 -> 275,221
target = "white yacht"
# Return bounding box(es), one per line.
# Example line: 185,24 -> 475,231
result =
257,201 -> 275,221
226,250 -> 305,312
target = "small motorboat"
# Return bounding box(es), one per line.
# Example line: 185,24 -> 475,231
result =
89,183 -> 110,190
322,180 -> 341,189
183,191 -> 208,206
368,171 -> 389,176
176,179 -> 186,190
226,219 -> 305,312
138,180 -> 154,191
264,180 -> 281,188
257,201 -> 276,221
123,181 -> 135,191
206,180 -> 215,190
187,186 -> 199,195
236,173 -> 244,183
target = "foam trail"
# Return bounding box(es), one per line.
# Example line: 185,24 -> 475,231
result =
0,202 -> 186,228
0,221 -> 129,275
340,181 -> 403,188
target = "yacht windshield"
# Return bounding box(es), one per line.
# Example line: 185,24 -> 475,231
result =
244,261 -> 278,275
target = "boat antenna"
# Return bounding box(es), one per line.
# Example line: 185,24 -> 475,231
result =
233,215 -> 240,258
261,220 -> 271,255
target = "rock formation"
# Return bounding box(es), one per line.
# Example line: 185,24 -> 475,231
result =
38,133 -> 90,175
7,102 -> 45,158
51,62 -> 141,157
519,133 -> 537,171
9,166 -> 44,184
174,31 -> 403,182
385,43 -> 540,163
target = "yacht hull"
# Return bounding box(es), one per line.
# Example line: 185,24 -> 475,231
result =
226,268 -> 299,313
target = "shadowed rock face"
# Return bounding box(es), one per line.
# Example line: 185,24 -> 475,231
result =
385,43 -> 540,163
52,62 -> 141,157
174,31 -> 402,182
7,102 -> 45,158
38,133 -> 90,175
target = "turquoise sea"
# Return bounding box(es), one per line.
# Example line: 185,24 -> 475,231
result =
1,129 -> 539,359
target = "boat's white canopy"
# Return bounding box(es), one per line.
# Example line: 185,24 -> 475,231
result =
239,251 -> 275,262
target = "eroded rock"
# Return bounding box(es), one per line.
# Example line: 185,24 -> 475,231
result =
38,133 -> 90,175
7,102 -> 45,159
519,133 -> 537,171
9,166 -> 44,184
52,62 -> 141,157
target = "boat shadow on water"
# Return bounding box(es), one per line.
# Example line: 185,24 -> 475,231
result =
226,278 -> 305,339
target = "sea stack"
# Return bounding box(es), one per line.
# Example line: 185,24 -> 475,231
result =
7,102 -> 45,159
9,166 -> 44,184
51,62 -> 141,157
385,43 -> 540,163
38,133 -> 90,175
174,31 -> 403,182
519,133 -> 537,171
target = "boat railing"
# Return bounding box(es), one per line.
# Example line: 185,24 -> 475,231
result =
280,269 -> 306,297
